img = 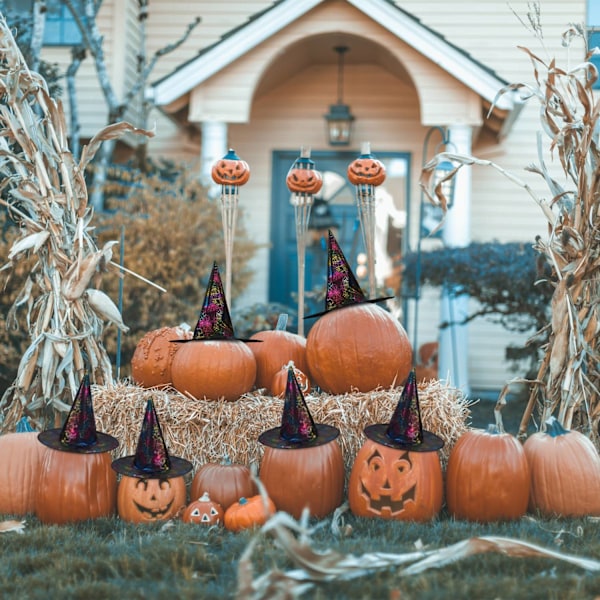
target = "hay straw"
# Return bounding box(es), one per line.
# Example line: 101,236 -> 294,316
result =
93,379 -> 471,473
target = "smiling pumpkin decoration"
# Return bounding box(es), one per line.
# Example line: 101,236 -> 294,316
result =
348,369 -> 444,522
112,398 -> 193,524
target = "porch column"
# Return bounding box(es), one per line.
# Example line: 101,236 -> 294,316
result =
438,123 -> 472,395
200,121 -> 228,197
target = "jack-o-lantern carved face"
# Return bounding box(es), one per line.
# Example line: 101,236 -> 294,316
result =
211,157 -> 251,186
348,439 -> 443,522
357,448 -> 417,518
286,168 -> 323,195
182,492 -> 224,525
117,475 -> 187,524
347,157 -> 386,186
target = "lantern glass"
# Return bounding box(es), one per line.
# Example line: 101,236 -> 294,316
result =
324,104 -> 355,146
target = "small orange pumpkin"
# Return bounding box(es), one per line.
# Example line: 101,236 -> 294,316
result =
348,439 -> 443,522
224,495 -> 276,532
190,457 -> 257,511
249,327 -> 309,394
182,492 -> 224,525
347,146 -> 386,186
211,149 -> 250,186
271,361 -> 310,398
286,150 -> 323,195
131,326 -> 192,388
116,475 -> 187,524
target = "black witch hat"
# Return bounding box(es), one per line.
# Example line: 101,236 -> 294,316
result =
111,398 -> 193,478
363,369 -> 444,452
258,365 -> 339,449
305,230 -> 392,318
38,372 -> 119,454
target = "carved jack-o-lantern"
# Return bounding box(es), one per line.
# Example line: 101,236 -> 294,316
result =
286,149 -> 323,196
348,439 -> 443,522
182,492 -> 224,525
211,149 -> 251,186
117,475 -> 187,524
347,154 -> 386,186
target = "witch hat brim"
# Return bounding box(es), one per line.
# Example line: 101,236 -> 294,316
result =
38,429 -> 119,454
362,424 -> 444,452
258,423 -> 340,449
111,454 -> 193,478
304,295 -> 394,319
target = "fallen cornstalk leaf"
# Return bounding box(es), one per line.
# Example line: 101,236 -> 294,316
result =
237,511 -> 600,598
0,520 -> 26,534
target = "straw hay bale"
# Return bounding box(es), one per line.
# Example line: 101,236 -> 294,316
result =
93,379 -> 471,474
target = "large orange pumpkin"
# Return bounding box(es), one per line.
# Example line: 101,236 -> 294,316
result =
348,439 -> 443,522
170,340 -> 256,401
445,425 -> 530,522
249,329 -> 309,393
190,458 -> 257,511
524,416 -> 600,517
131,326 -> 192,388
35,448 -> 117,524
0,431 -> 45,515
306,303 -> 412,394
117,475 -> 187,523
259,441 -> 345,519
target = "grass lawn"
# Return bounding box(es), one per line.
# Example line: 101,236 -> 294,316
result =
1,502 -> 599,599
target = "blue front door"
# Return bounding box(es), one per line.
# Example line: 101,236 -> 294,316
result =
269,150 -> 410,333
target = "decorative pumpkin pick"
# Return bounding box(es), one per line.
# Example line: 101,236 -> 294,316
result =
347,142 -> 386,296
286,147 -> 323,336
211,148 -> 250,304
258,365 -> 344,519
523,416 -> 600,518
170,262 -> 257,401
305,231 -> 410,394
348,370 -> 444,521
36,372 -> 120,524
182,492 -> 224,525
112,398 -> 193,523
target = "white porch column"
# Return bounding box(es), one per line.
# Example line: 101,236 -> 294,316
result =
200,121 -> 228,197
439,123 -> 472,395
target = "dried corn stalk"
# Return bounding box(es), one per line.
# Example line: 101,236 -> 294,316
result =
421,26 -> 600,437
0,15 -> 153,431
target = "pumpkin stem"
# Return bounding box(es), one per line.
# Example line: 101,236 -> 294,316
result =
275,313 -> 288,331
544,415 -> 569,437
485,423 -> 502,435
199,492 -> 211,502
238,497 -> 248,505
221,454 -> 232,466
